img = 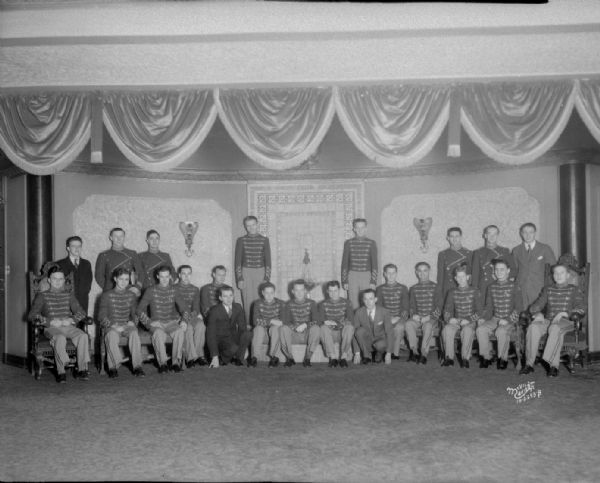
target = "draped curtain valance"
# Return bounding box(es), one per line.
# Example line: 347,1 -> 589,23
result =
1,79 -> 599,174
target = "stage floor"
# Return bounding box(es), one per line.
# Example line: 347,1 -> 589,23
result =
1,359 -> 599,482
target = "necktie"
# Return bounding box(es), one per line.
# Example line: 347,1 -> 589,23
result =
74,258 -> 79,268
369,310 -> 374,322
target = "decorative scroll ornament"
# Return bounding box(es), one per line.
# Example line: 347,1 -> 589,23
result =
179,222 -> 199,257
413,217 -> 433,253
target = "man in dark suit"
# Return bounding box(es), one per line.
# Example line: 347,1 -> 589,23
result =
512,222 -> 556,308
206,285 -> 251,368
353,289 -> 394,364
55,236 -> 93,313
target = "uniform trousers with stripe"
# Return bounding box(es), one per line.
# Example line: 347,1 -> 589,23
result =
476,318 -> 513,361
320,324 -> 355,360
184,317 -> 206,362
241,267 -> 266,323
542,317 -> 575,368
347,270 -> 372,309
442,321 -> 476,361
405,318 -> 436,357
391,321 -> 407,356
524,318 -> 550,367
44,325 -> 90,374
149,320 -> 185,366
280,324 -> 321,361
355,324 -> 393,358
104,324 -> 143,370
251,325 -> 282,359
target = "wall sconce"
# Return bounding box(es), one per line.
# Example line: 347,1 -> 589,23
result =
179,222 -> 199,257
413,217 -> 432,253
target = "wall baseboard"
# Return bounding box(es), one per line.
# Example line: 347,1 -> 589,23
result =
2,353 -> 27,368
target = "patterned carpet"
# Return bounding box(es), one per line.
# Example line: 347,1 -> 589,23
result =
1,359 -> 599,482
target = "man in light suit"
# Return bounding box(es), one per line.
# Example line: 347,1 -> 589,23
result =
206,285 -> 251,368
353,289 -> 394,364
512,222 -> 556,308
55,236 -> 93,314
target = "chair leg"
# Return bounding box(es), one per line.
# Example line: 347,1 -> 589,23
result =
34,356 -> 43,380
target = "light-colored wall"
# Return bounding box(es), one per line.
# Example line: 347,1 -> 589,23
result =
5,176 -> 28,358
587,164 -> 600,352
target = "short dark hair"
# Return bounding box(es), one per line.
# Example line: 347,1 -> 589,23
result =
261,282 -> 276,292
112,267 -> 131,280
552,263 -> 569,274
65,236 -> 82,247
353,218 -> 367,228
447,226 -> 462,236
483,225 -> 499,235
383,263 -> 397,273
292,279 -> 306,289
520,222 -> 537,233
243,216 -> 258,226
146,229 -> 159,239
177,265 -> 192,275
326,280 -> 340,290
362,288 -> 376,298
155,265 -> 171,278
212,265 -> 226,275
415,261 -> 431,271
491,258 -> 509,269
453,263 -> 469,277
218,285 -> 234,298
109,227 -> 125,237
47,265 -> 65,278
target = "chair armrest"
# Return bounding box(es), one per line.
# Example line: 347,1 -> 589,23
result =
570,313 -> 583,332
518,311 -> 531,327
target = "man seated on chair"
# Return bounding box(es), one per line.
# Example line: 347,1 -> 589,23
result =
375,263 -> 410,361
28,265 -> 90,383
98,267 -> 145,378
405,262 -> 442,365
249,282 -> 285,368
441,264 -> 483,368
318,280 -> 355,368
206,285 -> 250,368
354,289 -> 394,364
200,265 -> 228,318
136,265 -> 189,373
281,279 -> 321,368
175,265 -> 207,368
519,263 -> 585,377
476,258 -> 523,371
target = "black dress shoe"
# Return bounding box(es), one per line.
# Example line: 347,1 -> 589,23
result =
268,356 -> 280,368
463,360 -> 470,369
328,358 -> 339,368
108,369 -> 119,379
339,359 -> 348,368
391,354 -> 401,360
548,366 -> 559,377
419,355 -> 427,365
373,352 -> 383,363
171,364 -> 182,373
303,358 -> 312,367
407,351 -> 417,363
77,370 -> 90,380
361,358 -> 372,365
158,364 -> 168,374
284,358 -> 295,367
56,373 -> 67,384
186,360 -> 196,369
479,358 -> 490,369
441,357 -> 454,367
248,357 -> 258,368
195,357 -> 208,366
133,367 -> 145,377
498,360 -> 508,370
519,365 -> 534,375
232,358 -> 244,366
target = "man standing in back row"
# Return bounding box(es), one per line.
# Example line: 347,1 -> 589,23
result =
342,218 -> 378,308
235,216 -> 271,323
95,227 -> 143,295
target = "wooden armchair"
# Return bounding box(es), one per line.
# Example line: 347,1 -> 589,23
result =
28,264 -> 93,380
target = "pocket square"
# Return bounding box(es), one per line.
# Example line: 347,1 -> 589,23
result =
377,320 -> 384,326
537,255 -> 543,260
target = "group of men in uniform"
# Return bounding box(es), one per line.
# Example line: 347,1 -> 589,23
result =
28,216 -> 585,383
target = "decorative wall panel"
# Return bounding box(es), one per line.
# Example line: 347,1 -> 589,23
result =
73,195 -> 232,314
381,187 -> 540,285
248,182 -> 364,301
